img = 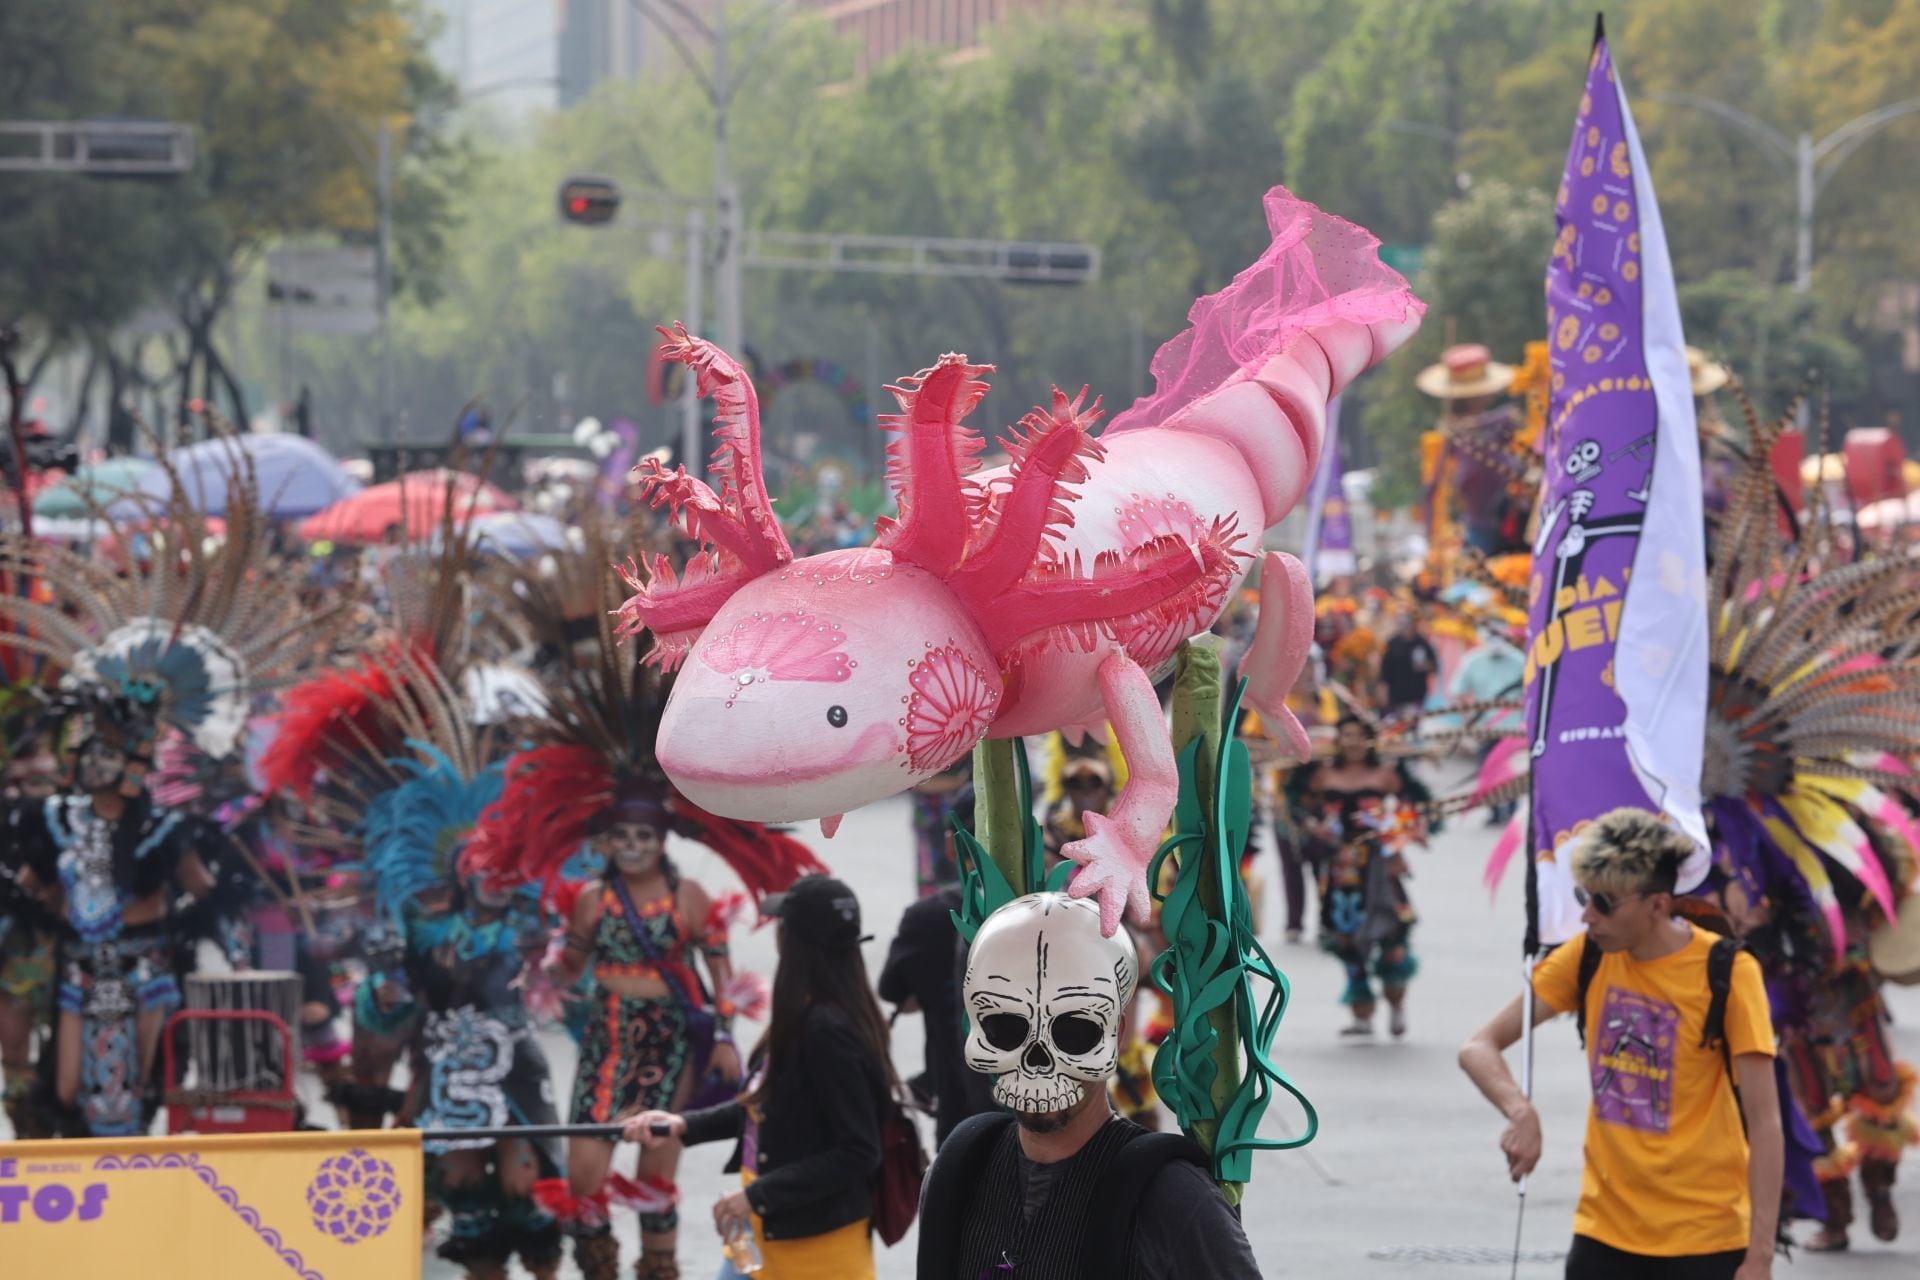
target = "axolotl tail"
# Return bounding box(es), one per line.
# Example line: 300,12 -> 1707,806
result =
1105,186 -> 1425,531
1163,315 -> 1421,530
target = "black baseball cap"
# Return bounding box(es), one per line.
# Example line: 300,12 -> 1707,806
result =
763,875 -> 870,950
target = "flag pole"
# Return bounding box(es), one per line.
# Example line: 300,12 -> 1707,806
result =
1511,957 -> 1536,1279
1511,788 -> 1542,1277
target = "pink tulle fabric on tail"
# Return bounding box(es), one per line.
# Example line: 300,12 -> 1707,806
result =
1107,186 -> 1424,435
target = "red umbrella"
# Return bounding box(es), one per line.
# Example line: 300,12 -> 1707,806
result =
298,469 -> 516,544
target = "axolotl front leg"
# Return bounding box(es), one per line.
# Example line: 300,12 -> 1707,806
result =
1061,650 -> 1179,937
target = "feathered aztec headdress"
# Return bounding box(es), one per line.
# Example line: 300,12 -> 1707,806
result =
0,435 -> 345,759
462,523 -> 824,901
362,747 -> 507,922
1458,390 -> 1920,969
258,469 -> 497,802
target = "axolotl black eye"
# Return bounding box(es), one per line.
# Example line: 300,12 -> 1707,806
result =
827,705 -> 849,728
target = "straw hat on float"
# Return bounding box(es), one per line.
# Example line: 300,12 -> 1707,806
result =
1416,343 -> 1515,401
1687,346 -> 1731,397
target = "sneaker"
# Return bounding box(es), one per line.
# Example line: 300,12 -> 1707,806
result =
1284,928 -> 1304,946
1389,1007 -> 1408,1039
1339,1020 -> 1375,1038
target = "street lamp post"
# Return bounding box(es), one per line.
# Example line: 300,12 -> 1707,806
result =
376,119 -> 394,444
628,0 -> 787,362
1648,92 -> 1920,292
681,205 -> 706,472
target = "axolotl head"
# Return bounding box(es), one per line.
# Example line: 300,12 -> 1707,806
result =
656,548 -> 1004,824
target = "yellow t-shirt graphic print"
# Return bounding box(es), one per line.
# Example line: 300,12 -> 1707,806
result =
1591,985 -> 1679,1133
1533,926 -> 1774,1257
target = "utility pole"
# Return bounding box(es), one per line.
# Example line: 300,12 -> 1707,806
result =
376,118 -> 395,444
711,16 -> 742,358
630,1 -> 785,362
682,206 -> 707,472
1648,92 -> 1920,293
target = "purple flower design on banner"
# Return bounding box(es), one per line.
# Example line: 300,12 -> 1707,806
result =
305,1149 -> 402,1244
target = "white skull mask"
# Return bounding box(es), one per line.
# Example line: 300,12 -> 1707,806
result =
962,893 -> 1137,1115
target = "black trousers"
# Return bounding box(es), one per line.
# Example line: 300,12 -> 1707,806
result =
1275,827 -> 1315,933
1565,1236 -> 1746,1279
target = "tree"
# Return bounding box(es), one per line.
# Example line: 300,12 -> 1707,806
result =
1680,271 -> 1867,421
0,0 -> 192,417
1283,0 -> 1569,242
0,0 -> 465,444
256,0 -> 1918,468
1354,179 -> 1557,507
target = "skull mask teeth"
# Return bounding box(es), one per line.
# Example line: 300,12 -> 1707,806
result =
961,893 -> 1137,1116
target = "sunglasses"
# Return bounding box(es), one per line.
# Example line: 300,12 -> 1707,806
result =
1063,775 -> 1109,792
1572,886 -> 1644,917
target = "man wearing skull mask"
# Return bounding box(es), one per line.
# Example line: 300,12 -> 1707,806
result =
2,692 -> 215,1136
917,893 -> 1262,1278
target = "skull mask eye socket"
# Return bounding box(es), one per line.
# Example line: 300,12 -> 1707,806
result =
1050,1014 -> 1104,1057
980,1013 -> 1030,1051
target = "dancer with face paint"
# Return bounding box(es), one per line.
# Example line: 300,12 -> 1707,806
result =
542,791 -> 739,1280
4,696 -> 215,1137
1297,714 -> 1422,1038
461,599 -> 825,1280
299,665 -> 570,1280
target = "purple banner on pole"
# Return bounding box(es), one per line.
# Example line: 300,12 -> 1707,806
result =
1523,31 -> 1710,942
1317,434 -> 1353,578
1301,395 -> 1352,581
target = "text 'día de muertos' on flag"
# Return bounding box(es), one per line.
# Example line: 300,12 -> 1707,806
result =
1524,25 -> 1710,944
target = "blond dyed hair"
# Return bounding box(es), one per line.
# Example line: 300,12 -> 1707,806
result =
1570,807 -> 1690,898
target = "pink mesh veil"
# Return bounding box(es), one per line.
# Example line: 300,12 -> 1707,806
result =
1106,186 -> 1425,435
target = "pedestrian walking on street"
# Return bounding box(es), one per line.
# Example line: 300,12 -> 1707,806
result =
1459,808 -> 1783,1280
1376,609 -> 1439,726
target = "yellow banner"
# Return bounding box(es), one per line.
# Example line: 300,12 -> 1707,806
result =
0,1129 -> 423,1279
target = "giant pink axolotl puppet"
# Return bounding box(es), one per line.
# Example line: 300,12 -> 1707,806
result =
619,187 -> 1423,934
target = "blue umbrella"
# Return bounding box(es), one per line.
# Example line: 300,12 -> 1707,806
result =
119,434 -> 360,518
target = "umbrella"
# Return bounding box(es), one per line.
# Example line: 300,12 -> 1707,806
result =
32,457 -> 157,518
433,511 -> 572,559
298,469 -> 517,545
120,434 -> 359,518
17,515 -> 114,542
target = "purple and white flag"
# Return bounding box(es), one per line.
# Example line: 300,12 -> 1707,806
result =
1524,28 -> 1710,946
1299,396 -> 1353,582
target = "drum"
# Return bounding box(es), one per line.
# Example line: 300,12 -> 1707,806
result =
1869,893 -> 1920,987
182,971 -> 304,1094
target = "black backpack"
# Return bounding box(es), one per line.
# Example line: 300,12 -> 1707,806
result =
915,1112 -> 1211,1279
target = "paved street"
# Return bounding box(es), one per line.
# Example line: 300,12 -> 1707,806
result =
424,775 -> 1920,1279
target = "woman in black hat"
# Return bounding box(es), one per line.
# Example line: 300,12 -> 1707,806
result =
625,874 -> 900,1279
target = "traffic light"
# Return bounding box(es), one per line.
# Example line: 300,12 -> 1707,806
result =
558,175 -> 621,226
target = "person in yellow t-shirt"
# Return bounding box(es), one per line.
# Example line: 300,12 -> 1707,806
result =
1459,809 -> 1784,1280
